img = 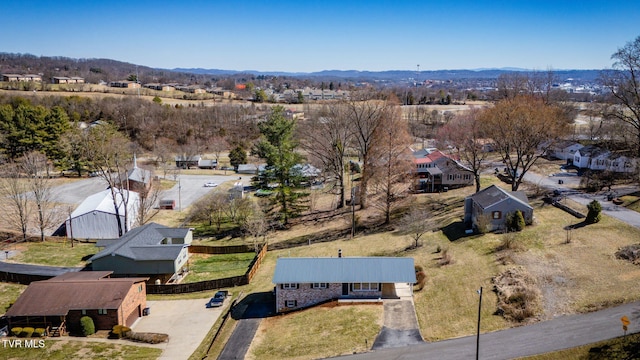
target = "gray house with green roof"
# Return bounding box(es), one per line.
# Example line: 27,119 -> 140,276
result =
89,222 -> 192,284
273,256 -> 416,313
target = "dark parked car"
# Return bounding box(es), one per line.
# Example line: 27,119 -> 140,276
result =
206,290 -> 228,308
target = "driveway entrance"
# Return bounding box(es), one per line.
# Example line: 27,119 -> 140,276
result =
372,283 -> 423,350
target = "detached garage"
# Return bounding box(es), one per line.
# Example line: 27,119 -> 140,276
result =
66,189 -> 139,240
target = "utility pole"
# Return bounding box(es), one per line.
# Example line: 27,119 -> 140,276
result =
351,175 -> 356,238
476,286 -> 483,360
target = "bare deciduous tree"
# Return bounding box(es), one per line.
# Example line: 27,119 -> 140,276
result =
21,151 -> 61,241
84,122 -> 133,236
437,107 -> 487,193
301,104 -> 352,209
401,207 -> 434,248
1,163 -> 31,241
601,35 -> 640,157
369,96 -> 413,223
479,96 -> 571,191
345,91 -> 389,209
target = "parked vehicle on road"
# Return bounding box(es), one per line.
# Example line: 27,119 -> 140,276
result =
203,182 -> 218,187
206,290 -> 228,308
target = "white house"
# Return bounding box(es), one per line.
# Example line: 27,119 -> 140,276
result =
66,189 -> 139,239
573,145 -> 609,170
546,140 -> 584,162
606,155 -> 636,173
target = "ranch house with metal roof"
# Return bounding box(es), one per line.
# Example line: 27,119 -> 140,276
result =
272,255 -> 416,313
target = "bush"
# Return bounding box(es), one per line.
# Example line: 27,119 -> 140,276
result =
11,327 -> 22,337
586,200 -> 602,224
33,328 -> 46,337
110,324 -> 132,339
414,265 -> 427,291
507,210 -> 525,232
438,247 -> 453,266
20,327 -> 34,337
127,331 -> 169,344
80,316 -> 95,336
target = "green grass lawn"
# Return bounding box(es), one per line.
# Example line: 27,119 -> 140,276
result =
182,252 -> 256,283
7,241 -> 96,267
0,282 -> 26,314
0,340 -> 161,360
250,305 -> 383,359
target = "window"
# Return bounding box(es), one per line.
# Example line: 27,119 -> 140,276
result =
281,283 -> 297,290
285,300 -> 297,308
448,174 -> 454,181
138,284 -> 143,292
492,211 -> 502,220
81,309 -> 86,315
352,283 -> 380,291
98,309 -> 107,315
312,283 -> 327,289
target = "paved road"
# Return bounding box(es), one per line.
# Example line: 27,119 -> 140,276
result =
340,301 -> 640,360
523,171 -> 640,228
53,173 -> 250,209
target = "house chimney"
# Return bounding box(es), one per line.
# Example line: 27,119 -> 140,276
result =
338,249 -> 342,258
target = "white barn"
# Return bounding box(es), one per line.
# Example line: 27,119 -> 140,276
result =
65,189 -> 139,240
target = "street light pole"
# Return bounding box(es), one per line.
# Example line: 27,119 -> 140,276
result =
476,286 -> 483,360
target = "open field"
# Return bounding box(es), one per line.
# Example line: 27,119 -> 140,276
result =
0,340 -> 162,360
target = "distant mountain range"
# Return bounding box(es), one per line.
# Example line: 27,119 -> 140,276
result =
0,52 -> 603,84
172,67 -> 604,82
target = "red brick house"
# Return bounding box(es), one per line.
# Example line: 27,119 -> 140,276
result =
4,271 -> 148,335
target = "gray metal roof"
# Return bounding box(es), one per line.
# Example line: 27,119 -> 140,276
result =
273,257 -> 416,284
89,222 -> 190,262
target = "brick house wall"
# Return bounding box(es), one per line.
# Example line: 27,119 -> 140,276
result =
276,283 -> 384,313
119,281 -> 147,326
67,309 -> 119,333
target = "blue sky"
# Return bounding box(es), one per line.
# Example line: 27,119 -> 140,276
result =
3,1 -> 639,72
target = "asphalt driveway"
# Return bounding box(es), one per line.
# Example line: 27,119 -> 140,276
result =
132,298 -> 227,360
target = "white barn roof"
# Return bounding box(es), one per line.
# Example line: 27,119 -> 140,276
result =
71,189 -> 139,218
273,257 -> 416,284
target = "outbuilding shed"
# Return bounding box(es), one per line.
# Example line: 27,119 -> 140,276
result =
65,189 -> 139,240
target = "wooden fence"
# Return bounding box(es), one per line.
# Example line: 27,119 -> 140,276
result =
147,243 -> 267,295
0,272 -> 51,285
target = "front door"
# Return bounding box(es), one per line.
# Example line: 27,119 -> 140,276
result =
342,283 -> 349,296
